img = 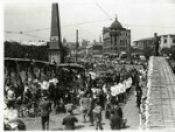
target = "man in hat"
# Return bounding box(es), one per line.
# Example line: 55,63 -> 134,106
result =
39,92 -> 50,130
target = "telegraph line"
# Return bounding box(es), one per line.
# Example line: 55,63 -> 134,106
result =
123,23 -> 175,29
5,30 -> 48,40
5,18 -> 112,35
95,1 -> 113,20
62,18 -> 112,27
5,1 -> 175,41
6,1 -> 114,34
5,22 -> 175,36
5,13 -> 175,40
5,23 -> 175,41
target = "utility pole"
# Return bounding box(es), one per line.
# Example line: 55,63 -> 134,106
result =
76,29 -> 79,62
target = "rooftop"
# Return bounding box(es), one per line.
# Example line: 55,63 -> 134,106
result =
110,17 -> 123,30
134,34 -> 175,42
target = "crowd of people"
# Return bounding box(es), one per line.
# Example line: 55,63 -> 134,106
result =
4,59 -> 148,130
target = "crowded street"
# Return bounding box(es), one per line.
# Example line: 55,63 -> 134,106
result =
3,1 -> 175,131
22,88 -> 140,130
21,88 -> 140,130
4,54 -> 148,130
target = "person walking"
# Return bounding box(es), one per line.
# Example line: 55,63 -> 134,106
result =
79,93 -> 91,122
93,99 -> 103,130
105,98 -> 112,119
88,96 -> 96,126
136,84 -> 142,112
39,92 -> 50,130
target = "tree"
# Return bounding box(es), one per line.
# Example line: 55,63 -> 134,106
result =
4,41 -> 48,61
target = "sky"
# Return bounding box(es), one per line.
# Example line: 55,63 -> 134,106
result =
4,0 -> 175,44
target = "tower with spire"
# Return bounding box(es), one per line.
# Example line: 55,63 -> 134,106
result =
48,3 -> 63,64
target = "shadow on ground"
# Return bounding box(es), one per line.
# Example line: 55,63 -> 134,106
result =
123,125 -> 130,129
76,124 -> 85,129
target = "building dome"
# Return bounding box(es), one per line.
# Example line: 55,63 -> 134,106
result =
110,17 -> 123,29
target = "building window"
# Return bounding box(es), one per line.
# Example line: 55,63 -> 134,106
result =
164,39 -> 167,43
173,39 -> 175,43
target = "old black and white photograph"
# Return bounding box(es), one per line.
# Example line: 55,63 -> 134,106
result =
3,0 -> 175,131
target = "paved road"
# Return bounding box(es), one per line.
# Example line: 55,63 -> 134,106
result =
21,89 -> 140,130
146,57 -> 175,129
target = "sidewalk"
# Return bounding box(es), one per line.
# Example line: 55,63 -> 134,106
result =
146,57 -> 175,129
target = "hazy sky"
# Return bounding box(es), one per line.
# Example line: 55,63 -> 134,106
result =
4,0 -> 175,44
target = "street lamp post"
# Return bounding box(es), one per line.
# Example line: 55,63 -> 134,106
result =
76,29 -> 79,63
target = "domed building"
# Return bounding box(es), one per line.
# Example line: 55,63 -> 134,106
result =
110,18 -> 124,30
103,16 -> 131,56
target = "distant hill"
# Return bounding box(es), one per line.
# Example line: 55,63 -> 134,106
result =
4,41 -> 49,61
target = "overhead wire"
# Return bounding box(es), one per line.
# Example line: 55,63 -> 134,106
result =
95,0 -> 113,20
93,1 -> 175,29
5,30 -> 48,40
5,18 -> 112,36
5,0 -> 113,35
5,2 -> 175,40
5,22 -> 175,38
123,23 -> 175,29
